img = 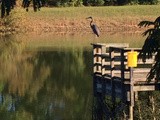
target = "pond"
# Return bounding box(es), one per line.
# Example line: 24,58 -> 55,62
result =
0,32 -> 145,120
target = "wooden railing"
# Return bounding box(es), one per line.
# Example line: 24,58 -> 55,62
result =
91,43 -> 160,120
92,43 -> 159,91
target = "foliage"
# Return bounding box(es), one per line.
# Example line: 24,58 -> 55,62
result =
1,0 -> 16,18
84,0 -> 105,6
46,0 -> 83,7
22,0 -> 43,12
0,0 -> 43,18
134,91 -> 160,119
0,0 -> 160,18
138,0 -> 158,4
138,16 -> 160,81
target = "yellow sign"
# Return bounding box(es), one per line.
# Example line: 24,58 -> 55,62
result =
127,51 -> 138,67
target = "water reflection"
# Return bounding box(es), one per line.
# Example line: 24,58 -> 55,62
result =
0,34 -> 93,120
0,32 -> 145,120
24,31 -> 145,49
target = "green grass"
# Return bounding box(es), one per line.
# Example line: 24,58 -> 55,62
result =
13,5 -> 160,32
21,5 -> 160,19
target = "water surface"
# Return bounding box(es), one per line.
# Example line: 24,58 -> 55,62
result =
0,32 -> 145,120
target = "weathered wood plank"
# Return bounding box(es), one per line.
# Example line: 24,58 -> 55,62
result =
133,85 -> 156,91
91,43 -> 129,48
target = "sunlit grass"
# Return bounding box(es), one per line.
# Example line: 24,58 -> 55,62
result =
21,5 -> 160,19
13,5 -> 160,32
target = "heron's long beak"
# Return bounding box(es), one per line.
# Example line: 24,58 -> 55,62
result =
86,17 -> 92,20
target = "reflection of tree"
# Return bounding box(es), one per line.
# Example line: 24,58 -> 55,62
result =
0,35 -> 51,119
133,91 -> 160,119
35,48 -> 92,119
0,36 -> 92,120
0,35 -> 50,99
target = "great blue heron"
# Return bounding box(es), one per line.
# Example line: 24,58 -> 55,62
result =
86,16 -> 100,37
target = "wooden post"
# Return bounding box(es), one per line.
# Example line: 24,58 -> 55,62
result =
101,45 -> 106,76
127,50 -> 137,120
109,47 -> 116,119
129,67 -> 134,120
120,49 -> 125,101
93,45 -> 102,74
93,45 -> 97,74
101,45 -> 107,96
98,47 -> 102,73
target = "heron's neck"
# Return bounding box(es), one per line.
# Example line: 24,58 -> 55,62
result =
90,19 -> 93,26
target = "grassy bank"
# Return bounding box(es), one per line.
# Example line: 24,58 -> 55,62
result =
3,5 -> 160,33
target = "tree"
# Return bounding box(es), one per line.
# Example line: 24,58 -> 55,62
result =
1,0 -> 16,18
138,16 -> 160,81
22,0 -> 43,12
138,0 -> 158,4
83,0 -> 105,6
0,0 -> 43,18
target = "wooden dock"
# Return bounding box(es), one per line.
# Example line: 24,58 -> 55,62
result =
91,43 -> 160,120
